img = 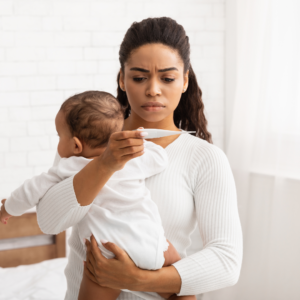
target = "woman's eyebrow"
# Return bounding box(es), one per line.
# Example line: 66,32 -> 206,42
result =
158,67 -> 178,72
130,67 -> 149,72
129,67 -> 178,72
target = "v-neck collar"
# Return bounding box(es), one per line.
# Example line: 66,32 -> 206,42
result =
164,129 -> 185,150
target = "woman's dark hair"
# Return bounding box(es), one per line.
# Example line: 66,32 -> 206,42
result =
117,17 -> 212,143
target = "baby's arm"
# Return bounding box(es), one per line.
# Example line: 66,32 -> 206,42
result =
3,160 -> 70,222
140,140 -> 169,178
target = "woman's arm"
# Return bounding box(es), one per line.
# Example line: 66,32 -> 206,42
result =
84,145 -> 243,296
36,130 -> 146,234
172,146 -> 243,295
74,129 -> 147,206
84,236 -> 182,295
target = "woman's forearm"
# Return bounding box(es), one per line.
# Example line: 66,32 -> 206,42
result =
73,130 -> 145,207
84,235 -> 182,295
135,265 -> 181,294
73,157 -> 115,206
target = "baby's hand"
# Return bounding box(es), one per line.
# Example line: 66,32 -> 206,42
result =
0,199 -> 12,225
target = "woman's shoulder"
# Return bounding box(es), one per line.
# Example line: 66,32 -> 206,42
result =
180,134 -> 227,162
179,134 -> 231,176
179,135 -> 233,189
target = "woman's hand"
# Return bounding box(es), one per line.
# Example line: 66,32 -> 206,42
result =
73,128 -> 147,206
84,235 -> 182,295
84,235 -> 142,290
99,128 -> 147,173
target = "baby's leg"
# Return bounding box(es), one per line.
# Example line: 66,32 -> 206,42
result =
78,270 -> 121,300
158,240 -> 196,300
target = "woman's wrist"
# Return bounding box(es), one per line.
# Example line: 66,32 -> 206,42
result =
134,265 -> 181,294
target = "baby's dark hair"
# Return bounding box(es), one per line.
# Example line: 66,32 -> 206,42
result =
60,91 -> 124,148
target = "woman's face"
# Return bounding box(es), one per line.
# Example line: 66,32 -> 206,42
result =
120,43 -> 189,124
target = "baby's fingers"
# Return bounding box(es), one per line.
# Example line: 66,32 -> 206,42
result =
1,217 -> 8,225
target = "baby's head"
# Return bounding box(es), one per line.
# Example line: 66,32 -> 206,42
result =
55,91 -> 124,158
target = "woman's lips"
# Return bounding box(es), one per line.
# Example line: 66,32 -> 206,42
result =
141,106 -> 165,111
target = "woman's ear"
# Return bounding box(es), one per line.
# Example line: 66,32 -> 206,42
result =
119,69 -> 126,91
72,137 -> 83,155
183,70 -> 189,92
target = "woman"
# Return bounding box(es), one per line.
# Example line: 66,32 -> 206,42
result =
37,17 -> 243,299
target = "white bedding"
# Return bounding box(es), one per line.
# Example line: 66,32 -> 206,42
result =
0,258 -> 68,300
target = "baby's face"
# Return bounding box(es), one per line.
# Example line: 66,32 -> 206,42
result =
55,110 -> 75,158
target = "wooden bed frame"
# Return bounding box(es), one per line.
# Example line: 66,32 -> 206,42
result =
0,212 -> 66,268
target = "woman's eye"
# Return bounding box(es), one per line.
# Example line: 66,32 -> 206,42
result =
163,78 -> 175,82
133,77 -> 145,82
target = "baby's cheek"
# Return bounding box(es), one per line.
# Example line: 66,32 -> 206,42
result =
57,141 -> 63,157
57,140 -> 67,158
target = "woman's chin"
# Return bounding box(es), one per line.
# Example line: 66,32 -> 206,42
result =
140,114 -> 165,124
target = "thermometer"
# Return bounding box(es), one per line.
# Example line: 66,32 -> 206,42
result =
133,128 -> 196,139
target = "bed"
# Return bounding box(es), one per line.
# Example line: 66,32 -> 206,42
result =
0,212 -> 68,300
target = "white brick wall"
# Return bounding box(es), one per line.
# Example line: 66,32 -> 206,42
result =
0,0 -> 225,271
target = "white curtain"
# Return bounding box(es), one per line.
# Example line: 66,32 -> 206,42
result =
204,0 -> 300,299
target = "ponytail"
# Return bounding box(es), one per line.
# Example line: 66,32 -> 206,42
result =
174,65 -> 212,143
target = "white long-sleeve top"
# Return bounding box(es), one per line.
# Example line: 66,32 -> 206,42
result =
5,140 -> 170,269
35,132 -> 243,299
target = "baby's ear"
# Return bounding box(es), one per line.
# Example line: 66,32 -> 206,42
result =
73,137 -> 83,155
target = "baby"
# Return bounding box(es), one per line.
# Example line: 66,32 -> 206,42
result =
0,91 -> 195,300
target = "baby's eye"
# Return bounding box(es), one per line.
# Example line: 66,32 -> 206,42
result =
133,77 -> 145,82
163,78 -> 175,82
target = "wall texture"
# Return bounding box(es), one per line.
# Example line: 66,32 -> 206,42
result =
0,0 -> 225,213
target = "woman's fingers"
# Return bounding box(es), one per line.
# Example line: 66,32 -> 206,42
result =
101,241 -> 127,261
83,262 -> 98,284
100,130 -> 146,173
112,132 -> 145,155
85,238 -> 98,275
118,145 -> 144,157
86,247 -> 96,267
84,236 -> 139,290
85,257 -> 96,276
90,235 -> 107,262
117,136 -> 144,150
85,239 -> 95,260
111,130 -> 147,141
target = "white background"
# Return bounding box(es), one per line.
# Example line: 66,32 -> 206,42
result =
0,0 -> 226,201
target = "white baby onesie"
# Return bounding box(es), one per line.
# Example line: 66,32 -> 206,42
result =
5,140 -> 169,270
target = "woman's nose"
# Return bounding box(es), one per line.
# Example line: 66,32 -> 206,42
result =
145,79 -> 161,97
